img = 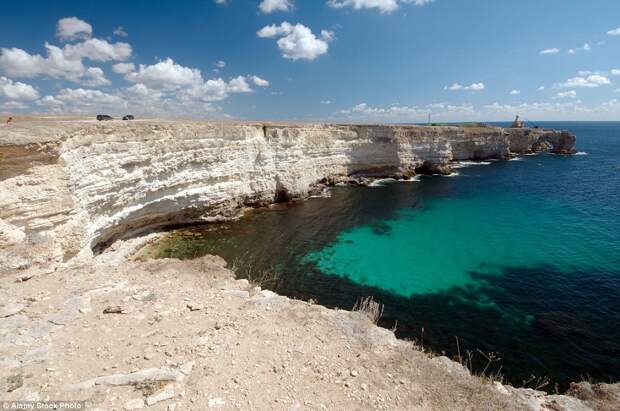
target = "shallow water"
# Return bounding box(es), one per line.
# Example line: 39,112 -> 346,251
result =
148,122 -> 620,389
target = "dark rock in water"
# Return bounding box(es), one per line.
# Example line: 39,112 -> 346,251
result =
274,180 -> 292,203
415,161 -> 452,175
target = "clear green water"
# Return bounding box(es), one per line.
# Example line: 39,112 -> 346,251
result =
148,122 -> 620,389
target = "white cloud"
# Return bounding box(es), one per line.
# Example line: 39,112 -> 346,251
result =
0,101 -> 28,110
228,76 -> 252,93
125,83 -> 161,98
216,60 -> 226,69
0,18 -> 130,87
179,76 -> 256,102
336,101 -> 473,121
445,82 -> 485,91
568,43 -> 590,55
0,76 -> 39,100
0,44 -> 115,87
538,86 -> 545,91
62,38 -> 132,61
214,0 -> 227,4
607,27 -> 620,36
82,67 -> 111,87
250,75 -> 269,87
113,26 -> 128,37
611,69 -> 620,76
37,87 -> 127,113
556,74 -> 611,88
259,0 -> 294,14
257,22 -> 334,61
56,17 -> 92,41
112,62 -> 135,74
0,44 -> 86,82
321,100 -> 332,104
554,90 -> 577,99
125,58 -> 203,88
540,48 -> 560,55
327,0 -> 433,14
509,89 -> 520,95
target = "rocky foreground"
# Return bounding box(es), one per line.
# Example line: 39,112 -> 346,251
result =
1,242 -> 618,411
3,117 -> 618,410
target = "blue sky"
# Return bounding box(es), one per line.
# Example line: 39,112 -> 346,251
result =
1,0 -> 620,121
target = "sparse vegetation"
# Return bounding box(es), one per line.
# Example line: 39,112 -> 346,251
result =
132,380 -> 168,397
352,296 -> 384,324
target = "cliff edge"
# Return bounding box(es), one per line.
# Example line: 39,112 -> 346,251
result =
0,118 -> 576,271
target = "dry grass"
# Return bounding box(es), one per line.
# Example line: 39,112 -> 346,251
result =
352,296 -> 384,324
229,258 -> 282,290
454,336 -> 504,385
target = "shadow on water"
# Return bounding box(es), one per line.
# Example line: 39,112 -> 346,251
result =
269,262 -> 620,391
145,122 -> 620,391
151,217 -> 620,391
146,183 -> 620,391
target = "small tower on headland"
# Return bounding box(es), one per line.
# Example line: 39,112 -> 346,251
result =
510,115 -> 524,128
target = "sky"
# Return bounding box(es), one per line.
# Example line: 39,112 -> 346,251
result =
1,0 -> 620,122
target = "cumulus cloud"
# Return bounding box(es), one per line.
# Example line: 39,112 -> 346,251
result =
321,100 -> 332,104
250,75 -> 269,87
113,26 -> 128,37
2,17 -> 268,117
0,18 -> 130,87
216,60 -> 226,69
56,17 -> 92,41
62,38 -> 132,61
445,82 -> 485,91
556,74 -> 611,88
257,22 -> 334,60
554,90 -> 577,99
336,101 -> 473,121
82,67 -> 111,87
0,101 -> 28,110
0,44 -> 86,82
568,43 -> 590,55
0,76 -> 39,100
509,89 -> 520,95
125,58 -> 203,88
611,69 -> 620,76
0,44 -> 114,87
179,76 -> 256,102
37,87 -> 127,113
607,27 -> 620,36
540,48 -> 560,55
327,0 -> 433,14
112,62 -> 135,74
259,0 -> 294,14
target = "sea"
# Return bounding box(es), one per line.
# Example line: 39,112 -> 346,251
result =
146,122 -> 620,390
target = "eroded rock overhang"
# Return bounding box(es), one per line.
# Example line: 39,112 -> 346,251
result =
0,120 -> 576,268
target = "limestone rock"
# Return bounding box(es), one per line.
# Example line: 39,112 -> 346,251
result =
0,120 -> 575,267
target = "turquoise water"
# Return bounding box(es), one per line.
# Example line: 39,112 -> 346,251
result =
151,122 -> 620,389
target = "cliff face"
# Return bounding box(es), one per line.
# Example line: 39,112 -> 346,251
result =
0,119 -> 576,270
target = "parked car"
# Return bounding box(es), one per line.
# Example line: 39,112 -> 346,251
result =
122,115 -> 135,120
97,115 -> 113,121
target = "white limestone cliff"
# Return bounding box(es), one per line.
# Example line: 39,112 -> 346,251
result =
0,119 -> 576,271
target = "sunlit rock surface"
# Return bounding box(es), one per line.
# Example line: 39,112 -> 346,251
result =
0,118 -> 576,269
